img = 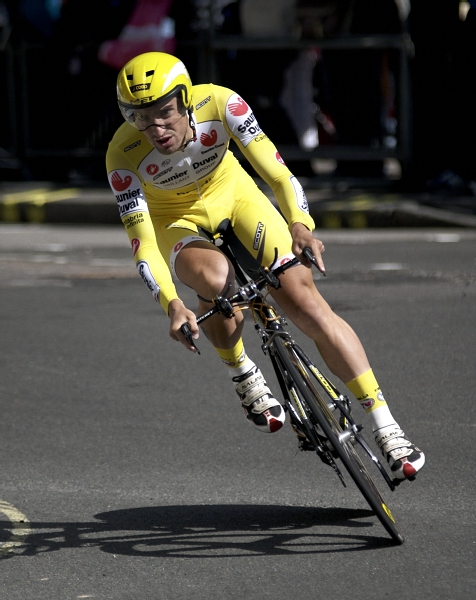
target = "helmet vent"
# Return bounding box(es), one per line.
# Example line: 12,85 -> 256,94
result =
126,75 -> 133,80
145,70 -> 155,77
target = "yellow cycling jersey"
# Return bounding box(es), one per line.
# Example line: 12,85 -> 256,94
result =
106,83 -> 315,313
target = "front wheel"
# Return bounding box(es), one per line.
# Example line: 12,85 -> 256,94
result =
274,337 -> 404,545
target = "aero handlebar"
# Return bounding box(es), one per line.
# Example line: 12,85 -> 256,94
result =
180,246 -> 323,353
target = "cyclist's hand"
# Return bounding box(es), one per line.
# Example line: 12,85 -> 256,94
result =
290,222 -> 326,274
168,299 -> 199,352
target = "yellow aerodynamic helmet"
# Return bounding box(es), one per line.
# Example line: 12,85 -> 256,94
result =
117,52 -> 193,127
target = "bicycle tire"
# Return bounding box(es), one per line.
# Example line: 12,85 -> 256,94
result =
273,336 -> 404,544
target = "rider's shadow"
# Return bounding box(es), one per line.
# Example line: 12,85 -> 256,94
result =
3,504 -> 395,558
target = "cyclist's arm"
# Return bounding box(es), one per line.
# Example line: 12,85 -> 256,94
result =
244,136 -> 315,232
242,138 -> 325,269
106,151 -> 180,315
219,87 -> 323,268
218,86 -> 314,231
168,299 -> 199,351
121,207 -> 199,347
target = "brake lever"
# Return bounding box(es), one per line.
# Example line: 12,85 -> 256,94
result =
180,323 -> 201,354
303,246 -> 326,276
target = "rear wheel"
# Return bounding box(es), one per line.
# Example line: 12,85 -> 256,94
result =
274,337 -> 404,545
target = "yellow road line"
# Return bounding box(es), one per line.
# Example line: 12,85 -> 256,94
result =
0,499 -> 31,557
0,187 -> 79,223
2,187 -> 79,205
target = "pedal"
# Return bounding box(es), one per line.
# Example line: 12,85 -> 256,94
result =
292,421 -> 316,452
297,436 -> 315,452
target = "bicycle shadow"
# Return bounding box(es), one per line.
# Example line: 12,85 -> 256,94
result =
2,504 -> 397,558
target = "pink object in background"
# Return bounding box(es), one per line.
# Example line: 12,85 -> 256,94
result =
98,0 -> 176,70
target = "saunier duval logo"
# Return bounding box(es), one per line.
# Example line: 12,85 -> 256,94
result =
193,153 -> 217,172
109,169 -> 148,217
228,97 -> 249,116
130,83 -> 151,92
159,170 -> 188,185
238,113 -> 261,135
110,171 -> 132,192
200,130 -> 218,147
116,188 -> 141,214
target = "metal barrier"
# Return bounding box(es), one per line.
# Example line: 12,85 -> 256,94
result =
193,32 -> 414,169
1,32 -> 414,180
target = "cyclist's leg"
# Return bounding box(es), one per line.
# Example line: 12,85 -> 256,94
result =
230,173 -> 370,382
155,217 -> 285,433
269,260 -> 424,476
154,219 -> 244,349
230,177 -> 425,476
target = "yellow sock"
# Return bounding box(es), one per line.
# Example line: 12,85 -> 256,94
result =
345,369 -> 396,431
214,338 -> 248,370
345,369 -> 387,412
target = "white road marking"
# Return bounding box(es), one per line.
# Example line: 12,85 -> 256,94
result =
0,499 -> 31,556
371,263 -> 404,270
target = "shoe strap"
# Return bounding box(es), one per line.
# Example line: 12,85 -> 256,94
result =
381,438 -> 412,455
241,386 -> 272,407
233,368 -> 274,407
374,427 -> 405,450
234,370 -> 265,396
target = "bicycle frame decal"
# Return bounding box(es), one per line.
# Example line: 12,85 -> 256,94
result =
382,503 -> 396,523
309,365 -> 340,400
289,388 -> 307,421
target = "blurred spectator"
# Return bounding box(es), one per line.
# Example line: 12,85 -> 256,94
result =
408,0 -> 462,192
181,0 -> 407,179
0,1 -> 11,50
171,0 -> 240,80
421,1 -> 476,195
317,0 -> 404,177
98,0 -> 176,70
280,47 -> 321,152
204,0 -> 317,176
15,1 -> 137,179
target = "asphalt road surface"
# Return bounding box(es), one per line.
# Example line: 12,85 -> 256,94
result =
1,224 -> 475,599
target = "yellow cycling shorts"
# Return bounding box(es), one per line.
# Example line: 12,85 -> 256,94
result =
149,166 -> 294,277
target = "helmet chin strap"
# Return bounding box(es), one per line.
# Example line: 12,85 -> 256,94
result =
180,108 -> 197,151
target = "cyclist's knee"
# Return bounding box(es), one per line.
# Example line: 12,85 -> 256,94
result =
274,264 -> 316,304
273,266 -> 336,329
175,243 -> 234,297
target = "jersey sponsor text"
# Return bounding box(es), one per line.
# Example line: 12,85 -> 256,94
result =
137,260 -> 160,300
290,176 -> 309,213
226,93 -> 262,147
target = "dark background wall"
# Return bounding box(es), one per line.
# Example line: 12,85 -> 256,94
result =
0,0 -> 473,192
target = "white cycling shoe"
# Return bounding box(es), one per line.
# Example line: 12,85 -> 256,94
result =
374,426 -> 425,480
233,366 -> 285,433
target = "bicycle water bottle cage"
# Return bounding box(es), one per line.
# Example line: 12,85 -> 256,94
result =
213,295 -> 235,318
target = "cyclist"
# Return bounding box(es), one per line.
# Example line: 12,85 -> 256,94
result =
106,52 -> 425,480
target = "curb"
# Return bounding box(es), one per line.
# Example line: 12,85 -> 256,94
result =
308,196 -> 476,229
0,184 -> 119,225
1,183 -> 476,228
